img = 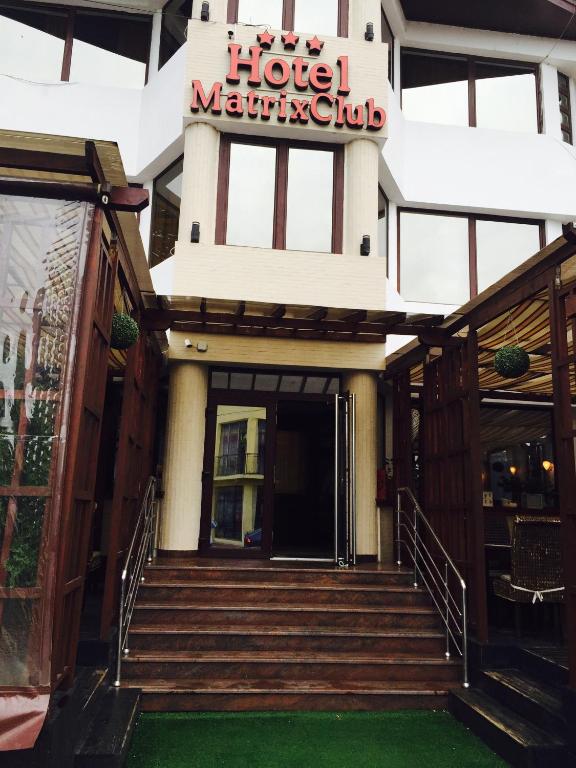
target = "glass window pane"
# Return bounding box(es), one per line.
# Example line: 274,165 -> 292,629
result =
294,0 -> 338,37
400,212 -> 469,304
254,374 -> 280,391
381,9 -> 394,86
159,0 -> 192,69
378,188 -> 388,260
286,149 -> 333,253
70,11 -> 150,89
150,158 -> 183,268
226,144 -> 276,248
279,375 -> 303,392
476,220 -> 541,293
211,372 -> 229,389
475,64 -> 538,133
229,372 -> 254,390
0,4 -> 66,82
401,51 -> 469,127
237,0 -> 282,28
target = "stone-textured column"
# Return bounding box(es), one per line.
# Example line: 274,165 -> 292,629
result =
344,139 -> 380,257
159,362 -> 208,552
177,122 -> 220,245
348,0 -> 382,41
343,371 -> 378,557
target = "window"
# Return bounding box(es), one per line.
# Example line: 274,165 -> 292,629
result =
213,486 -> 244,540
0,2 -> 151,86
381,7 -> 394,87
401,49 -> 540,133
398,210 -> 543,304
558,72 -> 572,144
217,420 -> 247,475
150,157 -> 183,268
229,0 -> 348,37
159,0 -> 192,69
378,186 -> 388,268
217,136 -> 344,253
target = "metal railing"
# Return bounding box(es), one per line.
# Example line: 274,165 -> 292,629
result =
395,486 -> 469,688
215,452 -> 265,476
114,475 -> 157,687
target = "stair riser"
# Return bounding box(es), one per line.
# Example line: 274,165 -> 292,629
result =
143,568 -> 413,586
123,661 -> 461,683
479,674 -> 566,739
139,692 -> 450,712
133,608 -> 440,630
127,632 -> 446,655
139,585 -> 429,607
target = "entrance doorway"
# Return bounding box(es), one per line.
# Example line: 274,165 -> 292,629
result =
199,371 -> 355,562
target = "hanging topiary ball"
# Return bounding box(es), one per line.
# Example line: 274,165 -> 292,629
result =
494,346 -> 530,378
110,312 -> 139,350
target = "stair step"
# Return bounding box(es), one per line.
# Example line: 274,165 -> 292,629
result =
122,650 -> 461,683
123,678 -> 451,712
132,603 -> 440,630
139,582 -> 429,607
144,564 -> 413,586
127,625 -> 445,653
480,669 -> 565,737
74,688 -> 141,768
450,688 -> 571,768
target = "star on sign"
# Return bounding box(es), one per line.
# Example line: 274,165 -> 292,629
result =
257,30 -> 275,49
306,36 -> 324,55
281,31 -> 300,49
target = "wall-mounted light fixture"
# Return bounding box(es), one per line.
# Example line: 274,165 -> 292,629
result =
542,460 -> 554,472
509,465 -> 517,476
365,22 -> 374,41
191,222 -> 200,243
201,2 -> 210,21
360,235 -> 371,256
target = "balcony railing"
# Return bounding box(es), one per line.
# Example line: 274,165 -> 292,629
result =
216,452 -> 264,476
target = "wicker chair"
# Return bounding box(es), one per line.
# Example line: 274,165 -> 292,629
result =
493,515 -> 564,636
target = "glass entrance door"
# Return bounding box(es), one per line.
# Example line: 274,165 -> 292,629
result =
335,392 -> 356,566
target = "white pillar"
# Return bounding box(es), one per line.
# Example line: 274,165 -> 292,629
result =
160,362 -> 208,552
138,180 -> 154,261
344,139 -> 380,257
540,63 -> 562,141
348,0 -> 382,41
343,371 -> 378,557
177,122 -> 220,245
148,11 -> 162,79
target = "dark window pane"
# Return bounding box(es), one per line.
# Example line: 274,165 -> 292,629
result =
159,0 -> 192,69
558,71 -> 572,144
400,211 -> 469,303
294,0 -> 338,36
226,143 -> 276,248
476,220 -> 541,293
0,3 -> 66,81
150,158 -> 183,268
381,9 -> 394,86
237,0 -> 282,27
71,10 -> 151,88
401,51 -> 469,126
378,187 -> 388,261
475,62 -> 538,133
286,148 -> 333,253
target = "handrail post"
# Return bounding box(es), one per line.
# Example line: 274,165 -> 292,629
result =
413,500 -> 418,588
444,561 -> 450,659
396,490 -> 402,566
114,572 -> 126,688
462,585 -> 469,688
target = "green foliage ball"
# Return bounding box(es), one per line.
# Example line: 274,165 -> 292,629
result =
494,346 -> 530,379
111,312 -> 139,350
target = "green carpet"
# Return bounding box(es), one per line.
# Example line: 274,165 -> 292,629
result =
127,710 -> 508,768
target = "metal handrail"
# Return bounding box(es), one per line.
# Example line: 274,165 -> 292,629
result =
395,486 -> 469,688
114,475 -> 157,687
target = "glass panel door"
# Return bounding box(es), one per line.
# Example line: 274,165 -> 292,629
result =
335,392 -> 356,565
206,403 -> 271,553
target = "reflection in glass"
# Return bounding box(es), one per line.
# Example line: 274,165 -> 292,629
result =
476,220 -> 541,293
286,149 -> 333,253
237,0 -> 282,28
159,0 -> 192,69
400,212 -> 469,304
475,64 -> 538,133
294,0 -> 338,36
227,144 -> 276,248
211,405 -> 266,548
378,187 -> 388,261
0,5 -> 66,82
70,10 -> 150,88
401,51 -> 469,127
0,196 -> 92,685
150,158 -> 183,268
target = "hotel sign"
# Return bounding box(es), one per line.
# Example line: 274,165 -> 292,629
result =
185,20 -> 388,141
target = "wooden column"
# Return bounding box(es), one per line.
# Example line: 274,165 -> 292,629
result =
159,362 -> 208,553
